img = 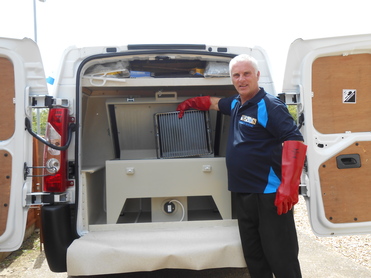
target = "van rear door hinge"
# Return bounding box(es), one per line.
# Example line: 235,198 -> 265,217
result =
26,192 -> 69,207
278,92 -> 299,105
30,95 -> 69,108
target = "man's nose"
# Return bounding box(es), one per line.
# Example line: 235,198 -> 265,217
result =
237,75 -> 246,82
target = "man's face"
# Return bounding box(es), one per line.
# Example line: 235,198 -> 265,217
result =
231,60 -> 260,104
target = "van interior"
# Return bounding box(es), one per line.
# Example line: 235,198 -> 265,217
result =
79,54 -> 238,229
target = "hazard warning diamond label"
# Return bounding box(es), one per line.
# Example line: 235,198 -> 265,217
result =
343,89 -> 356,103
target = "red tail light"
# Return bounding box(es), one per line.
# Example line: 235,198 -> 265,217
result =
43,108 -> 69,193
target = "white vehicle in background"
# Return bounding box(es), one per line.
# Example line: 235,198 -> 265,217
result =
0,34 -> 370,276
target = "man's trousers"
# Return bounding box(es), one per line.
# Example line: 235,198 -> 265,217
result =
235,192 -> 302,278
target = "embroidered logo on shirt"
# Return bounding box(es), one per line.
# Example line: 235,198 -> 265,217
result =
240,115 -> 257,127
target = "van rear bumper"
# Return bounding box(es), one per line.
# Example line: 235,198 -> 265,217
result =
67,220 -> 246,276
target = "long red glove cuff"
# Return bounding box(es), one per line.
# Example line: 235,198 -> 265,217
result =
275,141 -> 307,215
176,96 -> 211,118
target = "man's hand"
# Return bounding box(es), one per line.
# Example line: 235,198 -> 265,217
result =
176,96 -> 211,118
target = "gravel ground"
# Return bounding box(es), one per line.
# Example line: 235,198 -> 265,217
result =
0,196 -> 370,277
0,231 -> 66,278
294,196 -> 371,270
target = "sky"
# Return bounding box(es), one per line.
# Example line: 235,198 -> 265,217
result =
1,0 -> 370,92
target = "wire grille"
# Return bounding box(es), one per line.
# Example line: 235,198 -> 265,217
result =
155,110 -> 212,158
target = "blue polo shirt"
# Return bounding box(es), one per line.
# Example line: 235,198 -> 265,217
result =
218,88 -> 304,193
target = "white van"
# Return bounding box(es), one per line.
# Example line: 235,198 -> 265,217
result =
0,34 -> 370,276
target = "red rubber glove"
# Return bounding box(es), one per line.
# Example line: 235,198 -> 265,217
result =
176,96 -> 211,118
275,141 -> 307,215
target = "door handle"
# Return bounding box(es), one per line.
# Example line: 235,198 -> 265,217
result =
336,154 -> 361,169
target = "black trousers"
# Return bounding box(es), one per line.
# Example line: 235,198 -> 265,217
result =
235,193 -> 302,278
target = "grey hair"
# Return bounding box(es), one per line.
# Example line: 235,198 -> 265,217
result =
229,54 -> 259,76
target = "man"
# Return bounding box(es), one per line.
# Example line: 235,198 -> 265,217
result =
176,54 -> 306,278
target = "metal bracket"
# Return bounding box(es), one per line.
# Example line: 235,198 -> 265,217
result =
30,95 -> 69,108
299,185 -> 308,197
26,192 -> 68,207
24,162 -> 56,180
279,92 -> 298,105
26,192 -> 52,206
68,161 -> 76,179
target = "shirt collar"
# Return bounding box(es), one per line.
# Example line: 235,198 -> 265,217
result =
235,87 -> 266,106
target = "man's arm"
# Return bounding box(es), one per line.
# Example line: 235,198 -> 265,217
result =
209,97 -> 221,111
176,96 -> 221,118
274,140 -> 307,215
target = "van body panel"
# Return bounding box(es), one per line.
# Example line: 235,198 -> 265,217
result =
283,34 -> 371,236
0,37 -> 48,251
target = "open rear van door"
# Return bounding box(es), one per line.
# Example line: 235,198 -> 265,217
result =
0,37 -> 48,250
283,34 -> 371,236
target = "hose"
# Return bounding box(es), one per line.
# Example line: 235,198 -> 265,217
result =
169,199 -> 185,222
25,117 -> 76,151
